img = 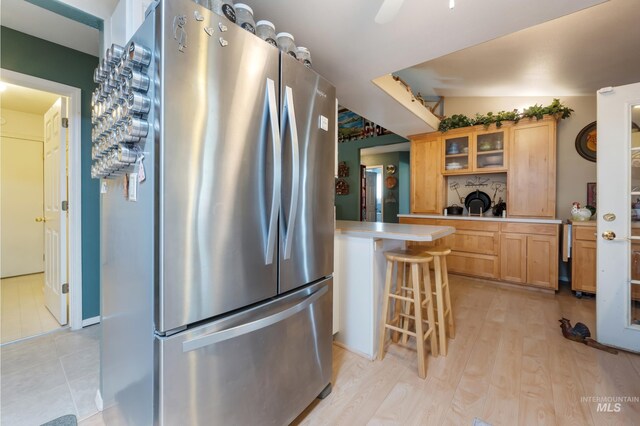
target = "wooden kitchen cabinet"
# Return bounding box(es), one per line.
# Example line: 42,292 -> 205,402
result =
440,125 -> 509,175
571,222 -> 640,299
474,127 -> 508,172
402,218 -> 500,279
500,223 -> 559,289
500,233 -> 527,283
571,221 -> 597,295
410,134 -> 444,214
527,234 -> 558,288
507,117 -> 557,218
400,217 -> 560,289
442,129 -> 473,174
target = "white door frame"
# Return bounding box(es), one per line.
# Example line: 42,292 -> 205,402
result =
1,68 -> 83,330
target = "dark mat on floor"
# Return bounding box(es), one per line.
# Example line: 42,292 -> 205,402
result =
40,414 -> 77,426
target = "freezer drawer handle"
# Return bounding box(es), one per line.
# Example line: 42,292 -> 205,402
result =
282,86 -> 300,260
265,78 -> 281,265
182,285 -> 328,352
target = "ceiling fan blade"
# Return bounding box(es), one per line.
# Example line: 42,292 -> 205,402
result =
375,0 -> 404,24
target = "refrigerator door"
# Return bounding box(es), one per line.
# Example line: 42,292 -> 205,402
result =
158,0 -> 282,332
280,55 -> 336,293
157,279 -> 333,425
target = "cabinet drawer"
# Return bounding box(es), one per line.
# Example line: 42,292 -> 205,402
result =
574,226 -> 597,241
448,252 -> 499,279
435,219 -> 500,232
399,218 -> 437,226
500,222 -> 558,236
449,229 -> 499,255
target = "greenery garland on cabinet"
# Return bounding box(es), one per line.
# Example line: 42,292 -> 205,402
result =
438,99 -> 574,132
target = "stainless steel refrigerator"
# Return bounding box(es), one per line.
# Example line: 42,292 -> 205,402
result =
94,1 -> 336,424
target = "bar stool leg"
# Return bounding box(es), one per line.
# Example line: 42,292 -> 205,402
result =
411,263 -> 426,379
378,259 -> 394,360
433,256 -> 448,356
421,262 -> 438,357
401,263 -> 413,345
391,260 -> 403,343
441,255 -> 455,339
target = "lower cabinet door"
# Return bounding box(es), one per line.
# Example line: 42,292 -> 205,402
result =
500,233 -> 527,283
573,240 -> 597,293
526,235 -> 558,289
156,280 -> 333,426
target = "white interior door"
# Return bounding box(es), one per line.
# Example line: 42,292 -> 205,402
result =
596,82 -> 640,352
43,98 -> 68,325
0,138 -> 44,277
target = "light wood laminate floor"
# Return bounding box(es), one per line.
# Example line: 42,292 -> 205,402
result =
293,275 -> 640,426
11,274 -> 640,426
1,273 -> 62,343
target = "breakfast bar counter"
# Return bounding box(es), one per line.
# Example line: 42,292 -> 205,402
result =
333,220 -> 455,359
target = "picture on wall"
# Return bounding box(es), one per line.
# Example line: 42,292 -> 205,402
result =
338,107 -> 393,142
338,108 -> 364,142
587,182 -> 597,208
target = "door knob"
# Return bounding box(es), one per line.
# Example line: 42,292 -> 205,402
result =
35,217 -> 45,222
602,230 -> 616,240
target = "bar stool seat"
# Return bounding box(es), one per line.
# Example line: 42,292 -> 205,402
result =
378,249 -> 437,379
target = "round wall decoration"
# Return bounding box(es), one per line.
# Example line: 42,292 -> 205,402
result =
575,121 -> 597,162
385,176 -> 397,189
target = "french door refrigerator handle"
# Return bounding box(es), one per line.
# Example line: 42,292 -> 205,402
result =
265,78 -> 281,265
182,285 -> 328,352
283,86 -> 300,260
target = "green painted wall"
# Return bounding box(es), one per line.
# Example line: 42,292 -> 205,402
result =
361,152 -> 401,223
1,27 -> 100,320
336,134 -> 408,221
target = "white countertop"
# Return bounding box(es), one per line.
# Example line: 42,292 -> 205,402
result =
398,214 -> 562,225
335,220 -> 455,241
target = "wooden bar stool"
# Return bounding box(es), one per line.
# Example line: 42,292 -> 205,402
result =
378,250 -> 437,379
424,246 -> 455,356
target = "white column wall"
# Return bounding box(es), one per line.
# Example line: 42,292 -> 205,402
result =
56,0 -> 152,56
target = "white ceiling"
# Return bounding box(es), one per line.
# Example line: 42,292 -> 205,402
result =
0,0 -> 104,56
396,0 -> 640,98
249,0 -> 606,137
0,83 -> 60,115
2,0 -> 620,138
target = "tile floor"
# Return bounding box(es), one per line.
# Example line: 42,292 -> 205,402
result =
1,273 -> 62,343
0,324 -> 101,426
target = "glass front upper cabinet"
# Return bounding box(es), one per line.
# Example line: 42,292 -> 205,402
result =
443,134 -> 471,174
475,130 -> 506,171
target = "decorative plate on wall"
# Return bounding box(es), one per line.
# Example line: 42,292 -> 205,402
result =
576,121 -> 640,162
575,121 -> 597,162
385,176 -> 397,189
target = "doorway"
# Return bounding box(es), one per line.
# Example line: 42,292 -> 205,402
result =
0,82 -> 70,343
1,69 -> 83,335
364,166 -> 383,222
359,142 -> 411,223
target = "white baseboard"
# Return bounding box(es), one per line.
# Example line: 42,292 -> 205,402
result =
82,316 -> 101,327
95,389 -> 103,412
